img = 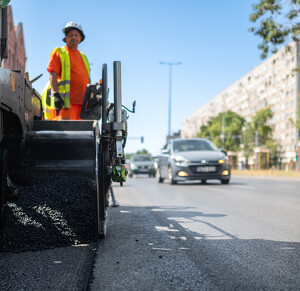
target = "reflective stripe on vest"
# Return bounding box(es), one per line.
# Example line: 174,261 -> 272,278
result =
41,81 -> 55,120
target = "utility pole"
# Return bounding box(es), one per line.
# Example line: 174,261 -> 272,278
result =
160,62 -> 182,137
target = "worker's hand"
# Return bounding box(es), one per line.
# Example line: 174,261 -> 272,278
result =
53,92 -> 64,110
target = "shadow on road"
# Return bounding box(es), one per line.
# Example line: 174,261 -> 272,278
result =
95,204 -> 300,290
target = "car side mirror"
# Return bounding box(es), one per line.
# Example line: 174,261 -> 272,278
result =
161,149 -> 170,154
220,148 -> 226,154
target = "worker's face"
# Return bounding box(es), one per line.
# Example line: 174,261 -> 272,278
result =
65,29 -> 82,49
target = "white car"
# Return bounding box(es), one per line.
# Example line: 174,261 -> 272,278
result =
157,138 -> 231,184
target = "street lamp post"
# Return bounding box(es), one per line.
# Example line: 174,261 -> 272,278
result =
160,62 -> 182,137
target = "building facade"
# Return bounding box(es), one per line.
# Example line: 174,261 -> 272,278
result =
2,5 -> 26,74
181,41 -> 300,166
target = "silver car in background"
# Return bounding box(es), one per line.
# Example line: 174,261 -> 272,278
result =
128,154 -> 156,177
157,138 -> 231,184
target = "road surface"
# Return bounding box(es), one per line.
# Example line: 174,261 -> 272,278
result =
90,175 -> 300,290
1,175 -> 299,290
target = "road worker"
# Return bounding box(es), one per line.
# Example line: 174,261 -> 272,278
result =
41,21 -> 90,120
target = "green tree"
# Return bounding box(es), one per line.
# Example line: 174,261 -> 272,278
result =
249,0 -> 300,59
125,153 -> 133,160
0,0 -> 11,8
125,149 -> 150,160
296,117 -> 300,130
242,123 -> 255,168
197,110 -> 245,152
242,107 -> 280,168
266,139 -> 282,168
136,149 -> 150,155
251,107 -> 274,145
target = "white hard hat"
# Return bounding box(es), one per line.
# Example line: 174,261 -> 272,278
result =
62,21 -> 85,42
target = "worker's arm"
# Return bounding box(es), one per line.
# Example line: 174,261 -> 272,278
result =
49,72 -> 59,93
49,71 -> 64,109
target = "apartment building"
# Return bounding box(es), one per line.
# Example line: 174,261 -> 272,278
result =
181,41 -> 300,165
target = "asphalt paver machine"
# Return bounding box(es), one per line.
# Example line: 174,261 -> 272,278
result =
0,5 -> 131,236
29,62 -> 130,237
1,60 -> 131,238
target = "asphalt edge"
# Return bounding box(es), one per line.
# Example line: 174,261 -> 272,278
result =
63,242 -> 98,291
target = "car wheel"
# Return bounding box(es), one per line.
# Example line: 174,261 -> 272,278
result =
201,179 -> 206,184
157,168 -> 164,183
168,166 -> 177,185
221,179 -> 230,184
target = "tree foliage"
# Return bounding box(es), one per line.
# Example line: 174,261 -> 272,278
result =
250,0 -> 300,58
197,110 -> 245,152
136,149 -> 150,155
125,149 -> 150,160
297,118 -> 300,130
196,108 -> 279,168
251,107 -> 274,145
242,123 -> 255,164
242,107 -> 280,167
289,115 -> 300,130
266,139 -> 282,167
0,0 -> 11,8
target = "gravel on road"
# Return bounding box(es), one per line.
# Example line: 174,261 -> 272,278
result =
0,175 -> 99,252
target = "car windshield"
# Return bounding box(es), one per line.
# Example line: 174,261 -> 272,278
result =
132,156 -> 152,162
173,140 -> 218,152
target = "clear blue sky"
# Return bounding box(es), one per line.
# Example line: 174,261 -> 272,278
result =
10,0 -> 262,156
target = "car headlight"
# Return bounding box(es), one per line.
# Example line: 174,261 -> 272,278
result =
172,155 -> 189,166
218,156 -> 229,165
130,164 -> 137,170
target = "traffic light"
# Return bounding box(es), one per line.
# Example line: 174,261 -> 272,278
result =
141,136 -> 144,143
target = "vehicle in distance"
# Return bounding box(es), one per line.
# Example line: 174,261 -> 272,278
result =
157,138 -> 231,184
128,154 -> 156,177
